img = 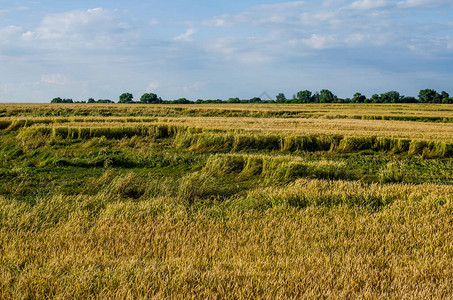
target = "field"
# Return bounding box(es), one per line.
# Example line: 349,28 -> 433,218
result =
1,103 -> 453,298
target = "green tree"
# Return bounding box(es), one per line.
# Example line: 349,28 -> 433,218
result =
87,98 -> 95,103
441,92 -> 450,104
249,97 -> 262,103
380,91 -> 400,103
173,98 -> 191,104
296,90 -> 312,103
51,97 -> 63,103
418,89 -> 438,103
119,93 -> 134,103
319,89 -> 337,103
311,92 -> 319,103
352,93 -> 366,103
402,96 -> 417,103
97,99 -> 114,103
276,93 -> 287,103
140,93 -> 162,104
433,92 -> 443,103
370,94 -> 381,103
228,97 -> 240,103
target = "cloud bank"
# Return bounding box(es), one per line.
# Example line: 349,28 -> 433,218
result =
0,1 -> 452,102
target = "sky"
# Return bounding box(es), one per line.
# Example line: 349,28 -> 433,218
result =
0,0 -> 452,102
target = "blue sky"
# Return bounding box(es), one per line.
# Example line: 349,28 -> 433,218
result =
0,0 -> 452,102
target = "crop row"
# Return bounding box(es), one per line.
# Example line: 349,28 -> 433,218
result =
11,124 -> 453,158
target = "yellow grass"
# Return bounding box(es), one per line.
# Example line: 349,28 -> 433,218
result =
4,114 -> 453,142
2,103 -> 453,298
1,193 -> 453,299
2,102 -> 453,118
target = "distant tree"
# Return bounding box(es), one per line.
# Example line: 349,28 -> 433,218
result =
370,94 -> 381,103
172,98 -> 191,104
418,89 -> 438,103
276,93 -> 287,103
352,93 -> 366,103
380,91 -> 400,103
402,96 -> 417,103
88,98 -> 95,103
119,93 -> 134,103
433,92 -> 443,103
312,92 -> 320,103
249,97 -> 262,103
97,99 -> 114,103
202,99 -> 224,103
441,91 -> 450,100
297,90 -> 312,103
443,97 -> 453,104
51,97 -> 63,103
319,89 -> 337,103
228,97 -> 240,103
140,93 -> 162,104
61,98 -> 73,103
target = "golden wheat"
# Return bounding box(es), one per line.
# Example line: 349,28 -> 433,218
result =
2,103 -> 453,298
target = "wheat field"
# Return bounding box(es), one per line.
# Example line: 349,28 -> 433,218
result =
1,103 -> 453,299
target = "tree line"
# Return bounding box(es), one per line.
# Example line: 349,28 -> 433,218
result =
51,89 -> 453,104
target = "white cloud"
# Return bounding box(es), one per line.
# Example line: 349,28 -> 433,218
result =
174,28 -> 196,42
41,74 -> 71,85
203,37 -> 274,65
21,8 -> 137,49
345,33 -> 366,45
206,38 -> 239,55
407,35 -> 453,56
182,81 -> 207,93
202,2 -> 307,28
398,0 -> 440,8
0,25 -> 22,41
301,34 -> 337,49
146,82 -> 159,92
447,38 -> 453,50
0,83 -> 10,95
0,25 -> 24,48
0,6 -> 29,15
149,18 -> 160,25
350,0 -> 391,10
236,52 -> 273,64
200,0 -> 440,56
203,15 -> 229,27
255,1 -> 306,10
1,0 -> 453,102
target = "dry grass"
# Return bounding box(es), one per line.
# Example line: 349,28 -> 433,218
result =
2,103 -> 453,119
1,192 -> 453,299
2,103 -> 453,298
5,113 -> 453,141
160,116 -> 453,141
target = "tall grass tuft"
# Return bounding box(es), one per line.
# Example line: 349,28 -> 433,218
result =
233,178 -> 453,211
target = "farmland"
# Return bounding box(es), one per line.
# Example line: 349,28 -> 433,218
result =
1,103 -> 453,298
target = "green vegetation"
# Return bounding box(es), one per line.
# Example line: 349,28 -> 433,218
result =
50,88 -> 453,104
1,103 -> 453,298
